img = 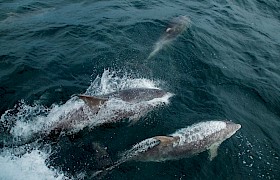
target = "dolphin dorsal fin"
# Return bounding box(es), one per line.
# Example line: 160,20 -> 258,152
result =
78,94 -> 108,109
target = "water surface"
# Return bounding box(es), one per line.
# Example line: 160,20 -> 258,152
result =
0,0 -> 280,179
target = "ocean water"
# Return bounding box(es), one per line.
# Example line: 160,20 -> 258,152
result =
0,0 -> 280,179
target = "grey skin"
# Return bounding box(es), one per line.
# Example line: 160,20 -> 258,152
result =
92,121 -> 241,177
51,88 -> 167,133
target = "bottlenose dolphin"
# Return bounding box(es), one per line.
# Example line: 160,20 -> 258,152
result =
50,88 -> 169,133
92,120 -> 241,177
147,15 -> 191,59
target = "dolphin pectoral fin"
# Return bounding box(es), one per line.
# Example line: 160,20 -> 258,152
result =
78,95 -> 108,109
208,142 -> 221,161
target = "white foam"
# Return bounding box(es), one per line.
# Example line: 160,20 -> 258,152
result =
171,121 -> 227,146
0,149 -> 68,180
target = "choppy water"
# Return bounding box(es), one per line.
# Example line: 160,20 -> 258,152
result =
1,0 -> 280,179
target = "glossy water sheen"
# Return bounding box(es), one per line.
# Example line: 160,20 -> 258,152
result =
1,0 -> 280,179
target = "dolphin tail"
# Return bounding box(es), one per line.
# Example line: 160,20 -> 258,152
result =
78,94 -> 108,109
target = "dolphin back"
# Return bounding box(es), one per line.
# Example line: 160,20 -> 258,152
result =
97,88 -> 166,103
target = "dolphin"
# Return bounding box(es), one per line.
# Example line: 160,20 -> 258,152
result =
147,15 -> 191,59
92,120 -> 241,177
50,88 -> 169,133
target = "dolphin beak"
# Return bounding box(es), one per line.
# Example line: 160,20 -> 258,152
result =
231,123 -> 241,133
236,124 -> 241,130
233,124 -> 241,131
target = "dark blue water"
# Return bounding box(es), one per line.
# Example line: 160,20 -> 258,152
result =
1,0 -> 280,179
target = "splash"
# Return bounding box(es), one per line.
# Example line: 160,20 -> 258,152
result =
85,69 -> 160,95
1,98 -> 85,145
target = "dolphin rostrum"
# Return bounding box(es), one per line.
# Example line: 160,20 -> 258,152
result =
92,120 -> 241,177
147,15 -> 191,59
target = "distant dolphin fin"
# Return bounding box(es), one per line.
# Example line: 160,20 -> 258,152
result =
208,142 -> 221,161
78,94 -> 108,109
